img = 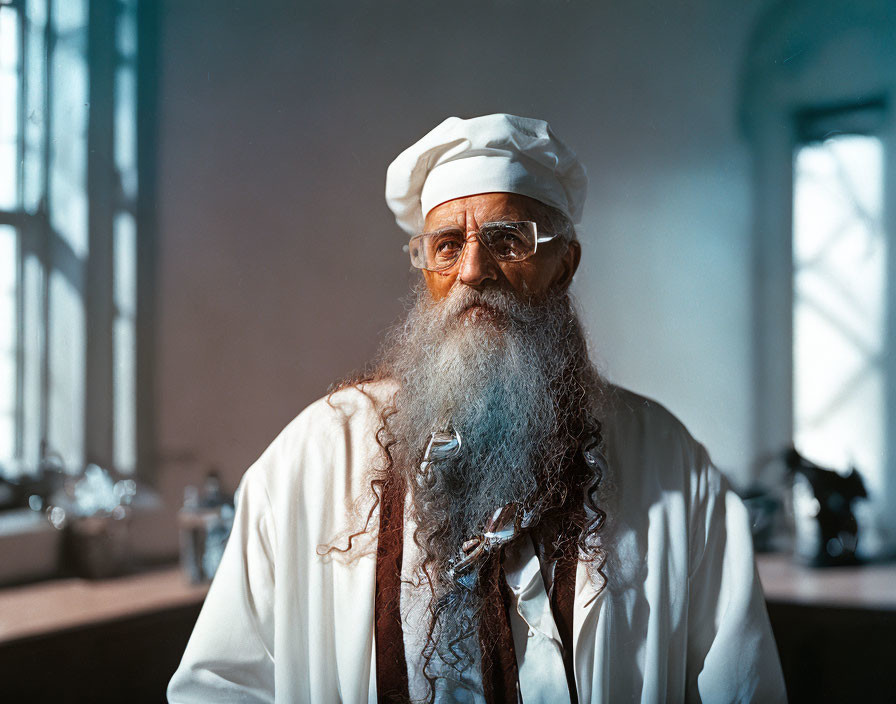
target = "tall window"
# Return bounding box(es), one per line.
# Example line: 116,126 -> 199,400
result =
741,0 -> 896,550
792,133 -> 886,500
0,0 -> 142,482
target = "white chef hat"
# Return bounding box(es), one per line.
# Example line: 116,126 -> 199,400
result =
385,113 -> 587,236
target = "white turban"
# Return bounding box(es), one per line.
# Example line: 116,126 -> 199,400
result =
385,114 -> 588,236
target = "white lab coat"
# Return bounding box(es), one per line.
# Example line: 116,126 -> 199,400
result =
168,383 -> 786,703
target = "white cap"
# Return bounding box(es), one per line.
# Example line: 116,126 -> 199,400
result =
385,114 -> 587,235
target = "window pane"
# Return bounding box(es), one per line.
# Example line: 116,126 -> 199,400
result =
114,212 -> 136,315
25,0 -> 46,26
113,317 -> 135,474
48,2 -> 88,259
52,0 -> 85,34
48,267 -> 84,471
0,224 -> 15,351
113,212 -> 136,474
0,6 -> 18,70
0,350 -> 13,415
23,0 -> 47,213
793,135 -> 886,501
115,65 -> 137,200
116,0 -> 137,63
0,225 -> 15,468
21,252 -> 43,471
0,5 -> 20,210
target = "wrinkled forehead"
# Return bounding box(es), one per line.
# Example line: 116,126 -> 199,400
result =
422,192 -> 548,232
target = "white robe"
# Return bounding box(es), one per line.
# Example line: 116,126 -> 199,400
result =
168,383 -> 786,703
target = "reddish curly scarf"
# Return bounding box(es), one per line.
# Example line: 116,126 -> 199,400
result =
373,474 -> 583,704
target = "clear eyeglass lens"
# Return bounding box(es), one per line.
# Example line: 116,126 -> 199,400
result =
427,230 -> 466,270
480,223 -> 535,261
409,222 -> 538,271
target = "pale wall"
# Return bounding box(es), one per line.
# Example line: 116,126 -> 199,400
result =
154,0 -> 770,502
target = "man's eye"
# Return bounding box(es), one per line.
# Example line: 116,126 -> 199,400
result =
434,237 -> 463,254
486,227 -> 529,258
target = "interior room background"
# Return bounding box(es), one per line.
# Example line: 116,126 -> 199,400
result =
1,1 -> 895,702
2,0 -> 894,563
158,0 -> 895,549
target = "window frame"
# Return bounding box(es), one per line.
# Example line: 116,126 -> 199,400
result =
0,0 -> 158,488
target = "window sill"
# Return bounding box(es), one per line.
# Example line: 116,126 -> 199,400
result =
0,565 -> 208,645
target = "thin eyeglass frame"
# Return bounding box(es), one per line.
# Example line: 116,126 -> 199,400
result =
404,220 -> 560,272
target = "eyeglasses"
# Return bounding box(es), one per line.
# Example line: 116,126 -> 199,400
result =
404,220 -> 560,272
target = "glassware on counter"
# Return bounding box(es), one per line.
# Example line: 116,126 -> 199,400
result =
178,471 -> 235,584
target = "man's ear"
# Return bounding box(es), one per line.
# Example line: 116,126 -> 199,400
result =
554,239 -> 581,291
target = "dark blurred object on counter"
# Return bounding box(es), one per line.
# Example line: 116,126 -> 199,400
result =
785,447 -> 866,567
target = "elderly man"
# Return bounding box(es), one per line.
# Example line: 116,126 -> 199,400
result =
168,114 -> 786,703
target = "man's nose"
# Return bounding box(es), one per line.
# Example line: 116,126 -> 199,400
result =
457,234 -> 499,288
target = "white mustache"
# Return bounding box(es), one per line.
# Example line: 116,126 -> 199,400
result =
435,285 -> 538,325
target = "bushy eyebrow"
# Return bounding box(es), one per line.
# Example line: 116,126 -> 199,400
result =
422,225 -> 465,236
477,212 -> 519,223
424,214 -> 525,234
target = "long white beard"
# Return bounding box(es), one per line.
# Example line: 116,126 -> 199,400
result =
376,281 -> 607,687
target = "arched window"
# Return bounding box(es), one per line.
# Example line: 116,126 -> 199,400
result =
741,0 -> 896,555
